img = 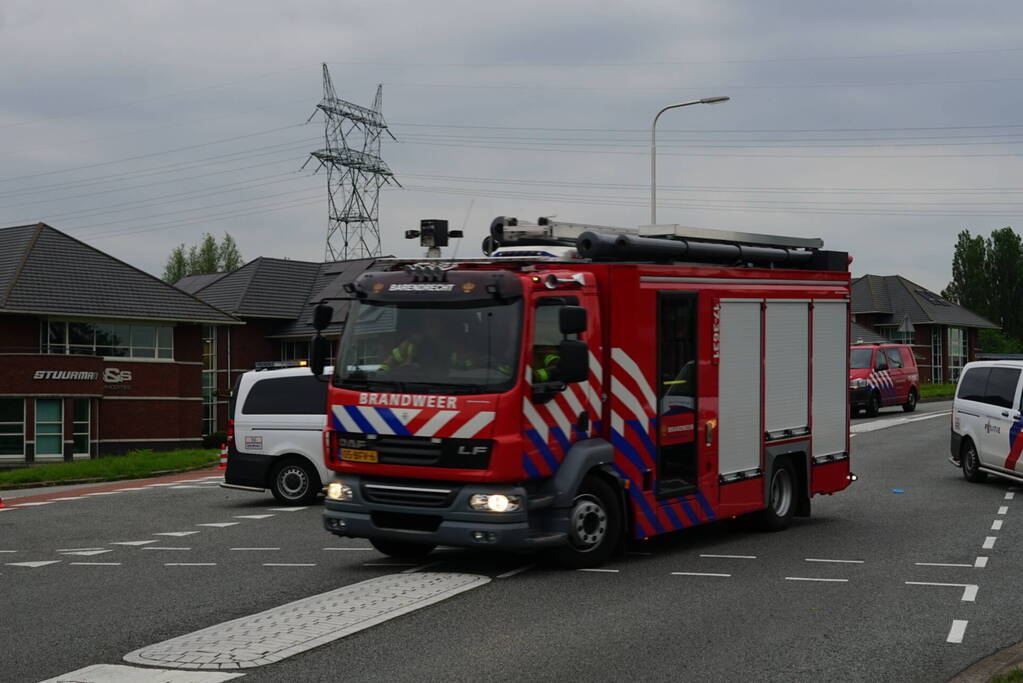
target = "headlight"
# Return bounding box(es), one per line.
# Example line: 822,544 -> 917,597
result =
469,493 -> 522,512
850,379 -> 869,389
327,481 -> 353,501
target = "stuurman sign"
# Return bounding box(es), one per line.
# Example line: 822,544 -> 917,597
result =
33,370 -> 98,380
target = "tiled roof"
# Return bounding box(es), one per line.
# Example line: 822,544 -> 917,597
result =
850,322 -> 888,344
0,223 -> 239,324
173,272 -> 226,294
270,258 -> 380,338
851,274 -> 997,329
194,258 -> 321,318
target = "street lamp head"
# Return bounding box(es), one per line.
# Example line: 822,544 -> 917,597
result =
699,96 -> 730,105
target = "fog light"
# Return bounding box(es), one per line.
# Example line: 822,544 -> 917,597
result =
471,531 -> 497,543
469,493 -> 522,512
327,481 -> 353,501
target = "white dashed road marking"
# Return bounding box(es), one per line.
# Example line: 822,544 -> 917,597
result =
234,514 -> 275,520
915,562 -> 973,568
975,556 -> 989,568
14,501 -> 53,507
323,547 -> 373,551
905,581 -> 978,602
700,554 -> 757,559
165,563 -> 217,567
230,548 -> 280,551
62,549 -> 113,556
496,564 -> 535,579
144,547 -> 192,551
947,620 -> 968,644
992,520 -> 1003,531
998,506 -> 1008,515
785,577 -> 849,583
672,572 -> 731,578
123,572 -> 489,670
196,523 -> 239,528
577,568 -> 620,573
70,562 -> 122,566
156,531 -> 200,537
268,507 -> 308,512
39,663 -> 243,682
983,536 -> 997,549
805,558 -> 864,564
111,540 -> 158,546
6,561 -> 62,568
1006,492 -> 1015,500
263,563 -> 316,567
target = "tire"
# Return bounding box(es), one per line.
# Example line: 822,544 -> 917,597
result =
269,458 -> 321,505
547,475 -> 623,569
370,538 -> 436,559
902,388 -> 918,413
961,439 -> 987,483
866,392 -> 881,417
757,459 -> 796,532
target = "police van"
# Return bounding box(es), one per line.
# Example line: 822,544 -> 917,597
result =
950,359 -> 1023,484
220,366 -> 332,504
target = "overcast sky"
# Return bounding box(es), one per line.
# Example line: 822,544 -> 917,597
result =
2,1 -> 1022,293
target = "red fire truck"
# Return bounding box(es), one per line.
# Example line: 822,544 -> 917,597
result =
309,217 -> 853,567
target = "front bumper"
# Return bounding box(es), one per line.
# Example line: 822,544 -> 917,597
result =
849,386 -> 872,410
322,474 -> 567,550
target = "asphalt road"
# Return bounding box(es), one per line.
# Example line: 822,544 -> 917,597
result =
9,399 -> 1022,682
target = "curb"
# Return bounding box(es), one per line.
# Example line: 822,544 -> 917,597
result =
0,461 -> 218,491
950,642 -> 1023,682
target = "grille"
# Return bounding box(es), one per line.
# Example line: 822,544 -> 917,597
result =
362,482 -> 456,508
374,436 -> 443,466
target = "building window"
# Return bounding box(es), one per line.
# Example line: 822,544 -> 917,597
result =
281,340 -> 310,362
0,399 -> 25,459
202,326 -> 216,436
948,327 -> 967,382
43,320 -> 173,358
35,399 -> 63,459
931,327 -> 944,383
880,326 -> 913,345
73,399 -> 90,457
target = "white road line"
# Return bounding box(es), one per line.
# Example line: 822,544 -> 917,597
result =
14,501 -> 53,506
1006,492 -> 1015,500
323,547 -> 373,551
992,520 -> 1004,531
40,663 -> 244,682
0,550 -> 17,553
700,554 -> 757,559
196,523 -> 239,528
983,536 -> 997,549
111,540 -> 158,546
496,564 -> 536,579
234,514 -> 275,520
52,497 -> 85,501
805,558 -> 864,564
230,547 -> 280,551
263,563 -> 316,567
402,560 -> 446,574
57,547 -> 105,552
672,572 -> 731,577
905,581 -> 978,602
83,492 -> 121,496
6,561 -> 62,567
577,568 -> 620,573
62,550 -> 113,556
165,563 -> 217,567
268,507 -> 308,512
155,531 -> 200,537
947,620 -> 968,644
144,547 -> 192,551
785,577 -> 849,582
998,506 -> 1008,515
146,483 -> 175,487
915,562 -> 972,568
70,562 -> 122,566
117,487 -> 149,491
975,556 -> 989,568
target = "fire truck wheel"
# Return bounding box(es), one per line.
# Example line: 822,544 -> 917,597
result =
369,538 -> 436,559
269,459 -> 320,505
902,389 -> 918,413
961,439 -> 987,483
865,392 -> 881,417
548,475 -> 622,569
757,459 -> 795,532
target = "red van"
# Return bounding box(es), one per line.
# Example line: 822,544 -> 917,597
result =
849,344 -> 919,416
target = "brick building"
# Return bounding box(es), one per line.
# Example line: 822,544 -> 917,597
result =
851,274 -> 998,383
0,223 -> 239,465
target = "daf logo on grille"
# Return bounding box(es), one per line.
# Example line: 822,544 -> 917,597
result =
340,438 -> 368,449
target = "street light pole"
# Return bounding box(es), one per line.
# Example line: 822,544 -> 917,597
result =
650,96 -> 730,225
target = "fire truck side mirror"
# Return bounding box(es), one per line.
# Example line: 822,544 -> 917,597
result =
557,339 -> 589,384
309,335 -> 331,378
559,306 -> 587,335
312,304 -> 334,331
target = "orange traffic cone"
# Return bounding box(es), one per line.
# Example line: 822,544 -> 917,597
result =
0,497 -> 6,509
218,443 -> 228,471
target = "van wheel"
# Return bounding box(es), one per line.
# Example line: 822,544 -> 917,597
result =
370,538 -> 436,559
961,440 -> 987,483
757,459 -> 795,532
269,459 -> 320,505
546,475 -> 622,569
902,389 -> 918,413
866,392 -> 881,417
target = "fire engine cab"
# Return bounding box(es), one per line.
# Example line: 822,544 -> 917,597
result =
309,216 -> 853,567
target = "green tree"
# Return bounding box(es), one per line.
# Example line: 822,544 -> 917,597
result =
941,230 -> 989,317
986,227 -> 1023,340
162,232 -> 244,282
162,244 -> 189,283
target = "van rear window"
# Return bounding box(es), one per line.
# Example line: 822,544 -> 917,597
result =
242,376 -> 328,415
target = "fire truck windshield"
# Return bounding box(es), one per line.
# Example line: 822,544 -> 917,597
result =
334,299 -> 523,394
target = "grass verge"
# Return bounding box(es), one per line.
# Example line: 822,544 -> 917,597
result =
920,383 -> 956,400
992,669 -> 1023,682
0,449 -> 218,487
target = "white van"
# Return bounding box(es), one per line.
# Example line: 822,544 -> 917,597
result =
950,360 -> 1023,484
220,366 -> 332,505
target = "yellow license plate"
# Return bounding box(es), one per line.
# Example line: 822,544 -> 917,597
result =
341,447 -> 378,463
